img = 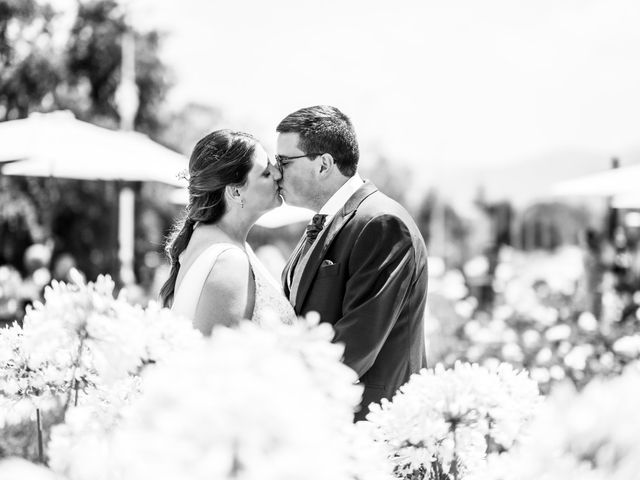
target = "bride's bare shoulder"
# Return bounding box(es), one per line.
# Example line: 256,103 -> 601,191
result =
211,246 -> 250,273
202,245 -> 251,287
193,246 -> 254,332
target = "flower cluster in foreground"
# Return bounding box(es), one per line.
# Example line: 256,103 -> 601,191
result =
479,362 -> 640,480
0,271 -> 556,480
365,362 -> 541,480
45,314 -> 392,480
0,272 -> 201,459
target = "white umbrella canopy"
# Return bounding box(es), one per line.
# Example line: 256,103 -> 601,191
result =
0,111 -> 188,285
612,191 -> 640,209
169,188 -> 314,228
0,111 -> 186,186
254,204 -> 315,228
552,163 -> 640,197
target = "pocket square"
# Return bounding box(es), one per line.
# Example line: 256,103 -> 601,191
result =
321,259 -> 334,267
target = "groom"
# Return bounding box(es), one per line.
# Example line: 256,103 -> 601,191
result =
276,105 -> 428,421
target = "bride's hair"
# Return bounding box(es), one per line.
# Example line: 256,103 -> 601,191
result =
159,129 -> 257,307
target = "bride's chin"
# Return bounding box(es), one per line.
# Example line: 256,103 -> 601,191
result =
255,196 -> 283,219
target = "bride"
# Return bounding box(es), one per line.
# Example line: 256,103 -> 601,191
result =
160,129 -> 296,333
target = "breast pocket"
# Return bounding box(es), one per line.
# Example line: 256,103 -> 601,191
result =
316,262 -> 341,279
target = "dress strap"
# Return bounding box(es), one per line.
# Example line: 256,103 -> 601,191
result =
244,242 -> 281,292
171,243 -> 243,320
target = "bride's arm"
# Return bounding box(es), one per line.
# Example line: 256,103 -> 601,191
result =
192,248 -> 255,335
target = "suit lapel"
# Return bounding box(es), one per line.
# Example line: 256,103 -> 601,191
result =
282,234 -> 307,298
293,181 -> 378,309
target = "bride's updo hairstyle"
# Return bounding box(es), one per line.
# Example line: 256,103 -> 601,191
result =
160,129 -> 257,307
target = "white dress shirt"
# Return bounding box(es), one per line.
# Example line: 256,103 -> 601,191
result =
318,173 -> 364,222
286,173 -> 365,295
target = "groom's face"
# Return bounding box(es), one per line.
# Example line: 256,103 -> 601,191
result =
276,132 -> 319,209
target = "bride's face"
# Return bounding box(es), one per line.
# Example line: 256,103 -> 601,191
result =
242,144 -> 283,216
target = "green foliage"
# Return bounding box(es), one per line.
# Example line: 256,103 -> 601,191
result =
62,0 -> 171,135
0,0 -> 61,119
0,406 -> 65,463
0,0 -> 174,284
1,0 -> 171,129
0,178 -> 43,269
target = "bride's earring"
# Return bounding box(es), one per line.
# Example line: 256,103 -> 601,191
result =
241,199 -> 245,209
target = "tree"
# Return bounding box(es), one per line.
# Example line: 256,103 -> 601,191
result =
0,0 -> 173,282
61,0 -> 171,136
0,0 -> 61,120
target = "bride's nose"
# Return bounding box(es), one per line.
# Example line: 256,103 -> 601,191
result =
270,162 -> 282,182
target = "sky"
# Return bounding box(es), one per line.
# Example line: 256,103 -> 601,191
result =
124,0 -> 640,204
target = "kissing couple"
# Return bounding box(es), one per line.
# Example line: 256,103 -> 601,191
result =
160,105 -> 428,420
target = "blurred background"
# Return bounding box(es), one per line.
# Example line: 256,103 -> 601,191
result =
2,0 -> 640,392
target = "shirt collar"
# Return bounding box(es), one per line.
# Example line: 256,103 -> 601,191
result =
318,173 -> 364,217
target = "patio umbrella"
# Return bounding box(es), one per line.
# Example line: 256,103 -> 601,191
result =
0,111 -> 186,185
552,163 -> 640,197
0,111 -> 188,284
612,192 -> 640,209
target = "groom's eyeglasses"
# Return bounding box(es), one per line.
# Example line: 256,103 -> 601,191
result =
275,153 -> 323,169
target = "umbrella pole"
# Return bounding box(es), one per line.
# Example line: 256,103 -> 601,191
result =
606,158 -> 620,242
115,25 -> 139,288
118,184 -> 136,286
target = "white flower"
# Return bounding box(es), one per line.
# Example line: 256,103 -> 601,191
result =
49,316 -> 381,480
564,345 -> 594,371
493,305 -> 514,322
440,270 -> 469,301
364,362 -> 540,478
549,365 -> 566,380
612,335 -> 640,358
577,312 -> 599,332
454,297 -> 476,318
0,274 -> 200,429
349,421 -> 396,480
502,368 -> 640,480
464,256 -> 490,278
625,360 -> 640,374
535,347 -> 553,365
134,301 -> 202,366
48,377 -> 142,480
0,457 -> 63,479
501,343 -> 523,363
427,257 -> 446,278
521,329 -> 541,349
545,324 -> 572,342
531,306 -> 559,327
529,367 -> 550,384
0,324 -> 68,426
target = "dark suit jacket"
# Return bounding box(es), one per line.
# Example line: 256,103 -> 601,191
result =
282,181 -> 428,421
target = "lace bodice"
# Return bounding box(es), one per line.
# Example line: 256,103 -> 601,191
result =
171,243 -> 296,326
244,245 -> 296,325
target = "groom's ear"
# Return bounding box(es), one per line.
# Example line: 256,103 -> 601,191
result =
318,153 -> 335,176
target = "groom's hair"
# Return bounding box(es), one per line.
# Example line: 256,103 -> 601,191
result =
277,105 -> 359,177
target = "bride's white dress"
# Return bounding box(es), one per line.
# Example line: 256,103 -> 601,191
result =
171,243 -> 296,325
